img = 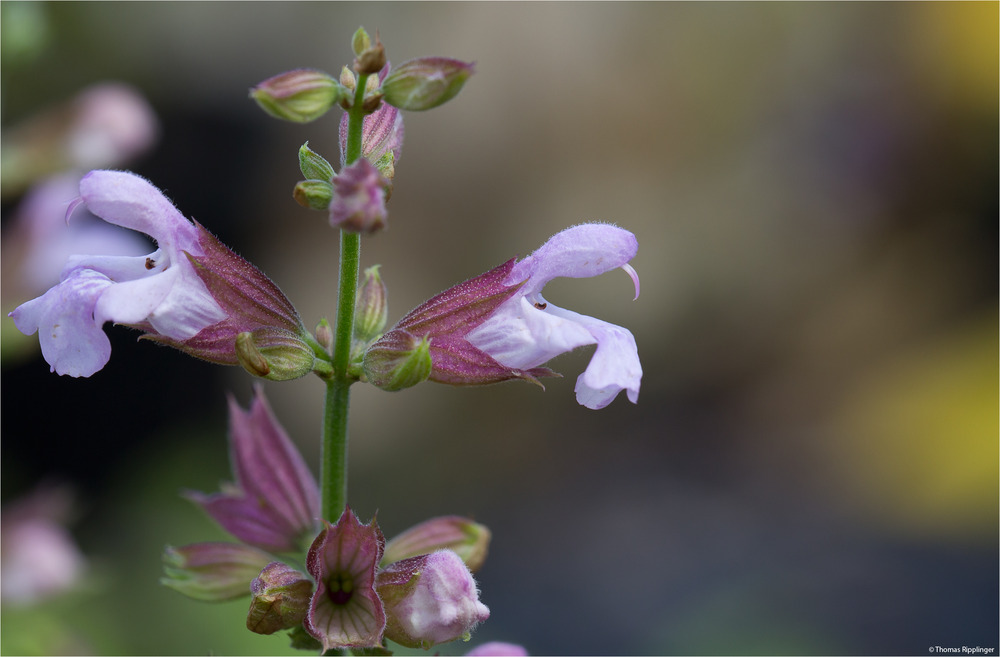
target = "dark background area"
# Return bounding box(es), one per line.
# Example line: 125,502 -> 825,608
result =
2,3 -> 997,655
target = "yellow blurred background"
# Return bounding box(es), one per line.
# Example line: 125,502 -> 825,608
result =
2,2 -> 996,655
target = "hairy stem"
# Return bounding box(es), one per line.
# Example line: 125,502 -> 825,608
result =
320,73 -> 370,521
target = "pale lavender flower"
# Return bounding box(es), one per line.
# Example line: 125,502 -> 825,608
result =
0,486 -> 85,605
187,387 -> 320,553
466,223 -> 642,409
8,170 -> 305,377
366,223 -> 641,408
66,83 -> 160,170
377,550 -> 490,649
2,82 -> 158,196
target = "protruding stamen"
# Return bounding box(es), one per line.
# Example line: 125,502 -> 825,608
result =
621,263 -> 640,300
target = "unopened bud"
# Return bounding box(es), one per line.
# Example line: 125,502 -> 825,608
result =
355,265 -> 388,344
315,318 -> 333,353
354,35 -> 387,76
329,158 -> 389,233
352,26 -> 372,56
247,561 -> 313,635
383,517 -> 491,573
362,331 -> 432,391
161,542 -> 273,602
340,66 -> 357,91
381,58 -> 475,111
251,69 -> 344,123
236,328 -> 316,381
293,179 -> 333,210
299,141 -> 335,181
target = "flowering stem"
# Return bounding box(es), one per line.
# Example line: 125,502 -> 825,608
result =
320,73 -> 370,522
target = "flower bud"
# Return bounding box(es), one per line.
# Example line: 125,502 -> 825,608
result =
355,265 -> 388,344
293,179 -> 334,210
340,66 -> 357,92
299,142 -> 335,181
251,69 -> 344,123
247,561 -> 314,635
352,27 -> 372,56
383,517 -> 491,573
362,331 -> 432,391
353,28 -> 387,76
328,158 -> 389,233
315,318 -> 333,353
381,58 -> 475,111
377,551 -> 490,650
161,542 -> 273,602
235,328 -> 316,381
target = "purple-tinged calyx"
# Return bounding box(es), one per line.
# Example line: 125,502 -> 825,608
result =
304,507 -> 387,651
186,387 -> 320,554
161,542 -> 274,602
382,516 -> 491,573
339,73 -> 404,190
251,69 -> 345,123
381,57 -> 475,112
362,258 -> 556,391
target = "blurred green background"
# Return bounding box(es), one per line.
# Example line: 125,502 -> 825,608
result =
1,2 -> 997,655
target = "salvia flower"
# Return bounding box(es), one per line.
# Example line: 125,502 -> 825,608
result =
466,223 -> 642,409
186,387 -> 321,554
305,508 -> 387,651
367,223 -> 641,408
8,170 -> 309,378
377,550 -> 490,649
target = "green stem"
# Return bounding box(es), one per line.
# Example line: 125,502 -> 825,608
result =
320,73 -> 371,522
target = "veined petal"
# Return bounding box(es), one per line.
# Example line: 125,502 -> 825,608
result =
466,296 -> 595,370
9,269 -> 113,377
545,305 -> 641,409
305,509 -> 387,651
509,223 -> 638,297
